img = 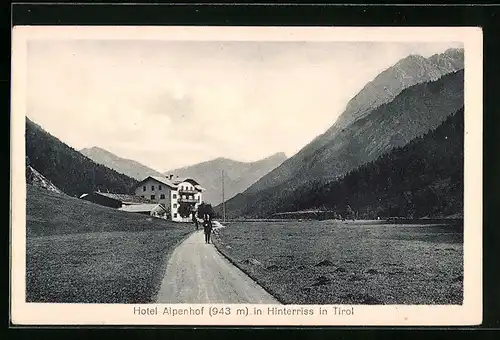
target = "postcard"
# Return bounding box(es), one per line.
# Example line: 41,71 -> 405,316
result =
10,25 -> 482,326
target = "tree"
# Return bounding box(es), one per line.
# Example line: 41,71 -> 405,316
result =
346,205 -> 355,220
197,202 -> 214,219
178,203 -> 193,218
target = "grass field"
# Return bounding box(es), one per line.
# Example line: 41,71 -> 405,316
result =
26,185 -> 193,303
212,220 -> 463,305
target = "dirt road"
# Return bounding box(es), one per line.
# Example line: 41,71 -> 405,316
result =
155,227 -> 280,304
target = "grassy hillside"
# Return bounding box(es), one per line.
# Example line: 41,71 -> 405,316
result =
226,107 -> 463,219
26,118 -> 138,197
26,185 -> 193,303
222,71 -> 464,218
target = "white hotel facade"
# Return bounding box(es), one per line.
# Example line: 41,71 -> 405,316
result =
134,175 -> 204,222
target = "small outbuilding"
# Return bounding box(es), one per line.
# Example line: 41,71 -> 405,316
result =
119,203 -> 169,219
79,192 -> 123,209
79,191 -> 155,209
96,192 -> 155,206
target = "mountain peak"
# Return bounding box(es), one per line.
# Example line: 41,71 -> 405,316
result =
164,153 -> 287,205
401,54 -> 426,62
226,49 -> 465,210
264,152 -> 287,161
80,146 -> 117,155
214,156 -> 234,163
335,48 -> 464,131
223,70 -> 465,218
79,147 -> 163,180
205,153 -> 286,166
430,47 -> 464,59
444,47 -> 464,54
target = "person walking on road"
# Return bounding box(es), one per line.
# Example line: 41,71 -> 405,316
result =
203,215 -> 213,244
192,211 -> 199,230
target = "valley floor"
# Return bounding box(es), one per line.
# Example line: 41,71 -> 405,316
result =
24,186 -> 464,305
212,220 -> 464,305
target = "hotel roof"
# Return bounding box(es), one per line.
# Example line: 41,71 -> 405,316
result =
119,203 -> 167,213
97,192 -> 155,204
135,176 -> 204,191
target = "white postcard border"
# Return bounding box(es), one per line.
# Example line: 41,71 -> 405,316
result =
10,26 -> 483,326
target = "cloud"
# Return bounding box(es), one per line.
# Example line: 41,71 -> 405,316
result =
145,91 -> 195,124
25,39 -> 463,170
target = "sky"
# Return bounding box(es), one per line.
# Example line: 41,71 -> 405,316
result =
26,40 -> 463,171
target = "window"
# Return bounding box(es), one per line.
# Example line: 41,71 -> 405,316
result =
143,186 -> 146,192
198,196 -> 200,202
151,195 -> 155,200
151,185 -> 155,191
159,185 -> 162,190
174,213 -> 178,218
160,194 -> 165,199
173,194 -> 177,199
173,204 -> 177,208
141,195 -> 144,198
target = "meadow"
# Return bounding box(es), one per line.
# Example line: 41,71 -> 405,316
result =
25,185 -> 193,303
212,220 -> 463,305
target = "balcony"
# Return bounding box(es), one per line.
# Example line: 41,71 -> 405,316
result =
178,188 -> 198,194
178,197 -> 198,203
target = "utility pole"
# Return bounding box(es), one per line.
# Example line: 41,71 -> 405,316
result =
221,169 -> 226,223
